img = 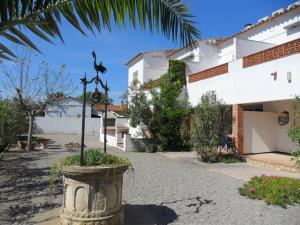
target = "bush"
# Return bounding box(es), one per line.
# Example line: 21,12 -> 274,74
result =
59,149 -> 132,168
288,97 -> 300,167
194,146 -> 219,163
192,91 -> 231,148
194,146 -> 244,163
239,175 -> 300,208
132,138 -> 158,153
0,100 -> 28,148
128,60 -> 190,151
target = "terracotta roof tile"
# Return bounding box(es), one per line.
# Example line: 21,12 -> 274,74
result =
93,104 -> 126,113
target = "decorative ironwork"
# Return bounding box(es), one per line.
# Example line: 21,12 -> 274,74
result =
80,51 -> 109,166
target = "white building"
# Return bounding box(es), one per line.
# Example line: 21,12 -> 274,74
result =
127,2 -> 300,155
35,97 -> 100,135
45,97 -> 92,118
93,105 -> 129,149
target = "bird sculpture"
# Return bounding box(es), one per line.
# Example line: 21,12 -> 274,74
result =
92,51 -> 107,75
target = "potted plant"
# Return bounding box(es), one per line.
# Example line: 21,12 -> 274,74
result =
52,149 -> 132,225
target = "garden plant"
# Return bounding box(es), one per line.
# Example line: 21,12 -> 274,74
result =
128,60 -> 190,151
239,175 -> 300,208
192,91 -> 244,163
288,97 -> 300,167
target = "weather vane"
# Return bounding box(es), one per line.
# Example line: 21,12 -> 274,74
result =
79,51 -> 110,166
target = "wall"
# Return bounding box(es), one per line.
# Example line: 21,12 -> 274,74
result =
235,38 -> 276,59
263,100 -> 297,153
185,43 -> 219,76
123,134 -> 136,152
187,53 -> 300,106
34,117 -> 100,135
128,59 -> 144,86
243,111 -> 277,154
116,118 -> 129,128
100,131 -> 117,146
239,7 -> 300,44
218,39 -> 235,64
143,55 -> 169,83
46,99 -> 91,118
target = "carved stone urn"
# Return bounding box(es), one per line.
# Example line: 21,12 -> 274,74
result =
60,165 -> 128,225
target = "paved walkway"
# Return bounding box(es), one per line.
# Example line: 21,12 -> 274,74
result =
1,135 -> 300,225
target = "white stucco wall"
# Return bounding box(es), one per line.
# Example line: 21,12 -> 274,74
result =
128,59 -> 144,86
263,100 -> 297,153
46,98 -> 91,118
235,38 -> 276,59
187,53 -> 300,106
34,117 -> 100,135
143,55 -> 169,83
123,134 -> 136,152
239,6 -> 300,44
243,111 -> 277,154
100,131 -> 117,146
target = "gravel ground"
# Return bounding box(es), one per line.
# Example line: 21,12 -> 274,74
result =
1,134 -> 300,225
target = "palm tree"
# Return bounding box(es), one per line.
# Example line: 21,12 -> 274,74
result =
0,0 -> 200,60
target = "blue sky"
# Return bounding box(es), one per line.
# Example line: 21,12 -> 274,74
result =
1,0 -> 296,103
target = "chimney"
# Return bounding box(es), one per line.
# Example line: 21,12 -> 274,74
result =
244,23 -> 252,30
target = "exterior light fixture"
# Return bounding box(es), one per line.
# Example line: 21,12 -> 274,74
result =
271,71 -> 277,81
287,71 -> 292,83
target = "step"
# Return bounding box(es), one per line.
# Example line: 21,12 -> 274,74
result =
246,157 -> 300,173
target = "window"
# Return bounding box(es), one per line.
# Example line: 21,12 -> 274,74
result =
104,118 -> 116,127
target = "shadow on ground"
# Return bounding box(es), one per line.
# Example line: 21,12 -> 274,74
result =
0,150 -> 65,224
124,197 -> 214,225
125,204 -> 177,225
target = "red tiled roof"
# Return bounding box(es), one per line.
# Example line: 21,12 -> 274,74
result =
93,104 -> 126,112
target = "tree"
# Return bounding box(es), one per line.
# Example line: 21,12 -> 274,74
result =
128,82 -> 154,139
128,60 -> 190,151
151,60 -> 190,150
1,48 -> 74,151
77,91 -> 113,105
192,91 -> 231,162
0,99 -> 28,151
0,0 -> 200,60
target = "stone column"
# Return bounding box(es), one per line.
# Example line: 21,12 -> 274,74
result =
232,104 -> 244,154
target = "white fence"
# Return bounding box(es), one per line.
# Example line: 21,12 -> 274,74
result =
34,117 -> 100,135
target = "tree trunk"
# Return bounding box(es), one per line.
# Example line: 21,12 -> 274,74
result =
26,112 -> 34,151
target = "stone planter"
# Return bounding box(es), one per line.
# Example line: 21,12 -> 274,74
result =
60,165 -> 128,225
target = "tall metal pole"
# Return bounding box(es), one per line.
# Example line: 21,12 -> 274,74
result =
104,82 -> 108,153
80,74 -> 87,166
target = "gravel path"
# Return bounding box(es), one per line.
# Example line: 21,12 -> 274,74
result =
1,135 -> 300,225
121,152 -> 300,225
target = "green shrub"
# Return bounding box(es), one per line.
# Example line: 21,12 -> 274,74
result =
239,175 -> 300,208
194,146 -> 244,163
59,149 -> 132,168
291,149 -> 300,167
288,97 -> 300,167
128,60 -> 190,151
131,138 -> 158,153
194,146 -> 219,163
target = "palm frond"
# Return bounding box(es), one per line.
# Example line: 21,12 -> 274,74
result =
0,0 -> 200,59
